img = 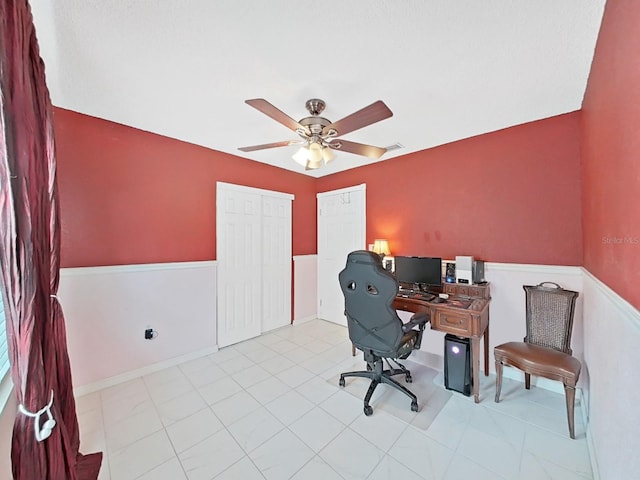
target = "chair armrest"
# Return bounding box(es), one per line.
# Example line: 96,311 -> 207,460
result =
402,312 -> 430,333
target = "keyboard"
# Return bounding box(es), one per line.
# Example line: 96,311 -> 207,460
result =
417,292 -> 436,301
397,290 -> 436,302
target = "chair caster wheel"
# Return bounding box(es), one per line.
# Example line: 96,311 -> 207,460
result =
339,377 -> 345,387
411,401 -> 418,412
364,405 -> 373,416
405,374 -> 412,383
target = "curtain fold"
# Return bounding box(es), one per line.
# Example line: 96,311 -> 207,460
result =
0,1 -> 102,478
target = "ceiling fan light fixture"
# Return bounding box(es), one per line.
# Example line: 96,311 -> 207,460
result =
308,141 -> 323,164
322,146 -> 335,164
292,147 -> 308,166
294,142 -> 335,169
306,157 -> 323,169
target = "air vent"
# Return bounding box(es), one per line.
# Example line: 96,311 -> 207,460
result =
384,143 -> 404,152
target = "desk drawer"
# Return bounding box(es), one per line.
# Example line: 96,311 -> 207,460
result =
467,285 -> 490,299
454,286 -> 469,296
432,310 -> 471,336
393,297 -> 430,315
443,283 -> 490,299
396,301 -> 414,312
443,284 -> 470,296
443,284 -> 457,296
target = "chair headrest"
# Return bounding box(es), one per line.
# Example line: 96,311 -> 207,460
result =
344,250 -> 383,267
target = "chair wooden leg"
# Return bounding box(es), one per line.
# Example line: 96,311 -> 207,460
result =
564,384 -> 576,439
351,344 -> 356,356
494,361 -> 503,402
525,372 -> 531,390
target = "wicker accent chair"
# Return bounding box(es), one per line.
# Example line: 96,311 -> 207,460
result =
494,282 -> 580,438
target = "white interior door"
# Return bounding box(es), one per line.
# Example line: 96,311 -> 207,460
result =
317,184 -> 366,326
217,183 -> 293,347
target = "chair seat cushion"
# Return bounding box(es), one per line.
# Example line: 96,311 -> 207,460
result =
494,342 -> 581,385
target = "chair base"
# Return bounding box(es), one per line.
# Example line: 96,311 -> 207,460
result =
339,357 -> 418,416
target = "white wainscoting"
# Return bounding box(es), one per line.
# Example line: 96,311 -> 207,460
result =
581,269 -> 640,480
293,254 -> 318,324
52,256 -> 640,480
59,261 -> 217,394
51,256 -> 640,480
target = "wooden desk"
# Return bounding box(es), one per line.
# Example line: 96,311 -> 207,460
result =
393,288 -> 490,403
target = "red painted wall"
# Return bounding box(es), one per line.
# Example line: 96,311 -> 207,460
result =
317,113 -> 583,265
581,0 -> 640,310
55,109 -> 582,270
54,108 -> 317,267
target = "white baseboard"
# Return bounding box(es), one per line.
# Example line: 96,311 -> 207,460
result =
293,315 -> 316,325
74,346 -> 218,398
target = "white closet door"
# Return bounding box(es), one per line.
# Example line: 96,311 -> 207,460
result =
217,183 -> 293,347
217,186 -> 263,347
261,195 -> 292,332
317,184 -> 366,326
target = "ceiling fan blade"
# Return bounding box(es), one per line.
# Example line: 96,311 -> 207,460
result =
238,140 -> 301,152
329,139 -> 387,159
323,100 -> 393,137
245,98 -> 305,132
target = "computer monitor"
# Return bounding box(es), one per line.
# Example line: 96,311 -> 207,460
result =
393,256 -> 443,289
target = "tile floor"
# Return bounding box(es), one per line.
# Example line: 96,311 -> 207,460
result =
76,319 -> 594,480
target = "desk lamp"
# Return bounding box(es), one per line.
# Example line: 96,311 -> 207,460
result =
372,239 -> 394,271
372,239 -> 390,258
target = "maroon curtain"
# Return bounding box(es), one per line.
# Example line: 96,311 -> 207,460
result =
0,1 -> 102,479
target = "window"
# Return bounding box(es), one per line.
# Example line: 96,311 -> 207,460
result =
0,284 -> 11,411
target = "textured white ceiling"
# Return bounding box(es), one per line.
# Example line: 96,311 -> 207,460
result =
29,0 -> 605,178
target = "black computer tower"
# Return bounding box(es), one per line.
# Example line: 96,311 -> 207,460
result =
444,334 -> 472,396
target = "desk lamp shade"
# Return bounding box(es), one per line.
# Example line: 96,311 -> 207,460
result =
372,239 -> 390,257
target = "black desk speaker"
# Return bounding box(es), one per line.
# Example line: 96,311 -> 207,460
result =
445,262 -> 456,283
444,334 -> 472,396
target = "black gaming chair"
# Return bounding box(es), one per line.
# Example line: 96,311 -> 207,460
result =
338,250 -> 429,415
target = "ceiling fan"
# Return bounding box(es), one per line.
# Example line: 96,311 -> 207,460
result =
238,98 -> 393,170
